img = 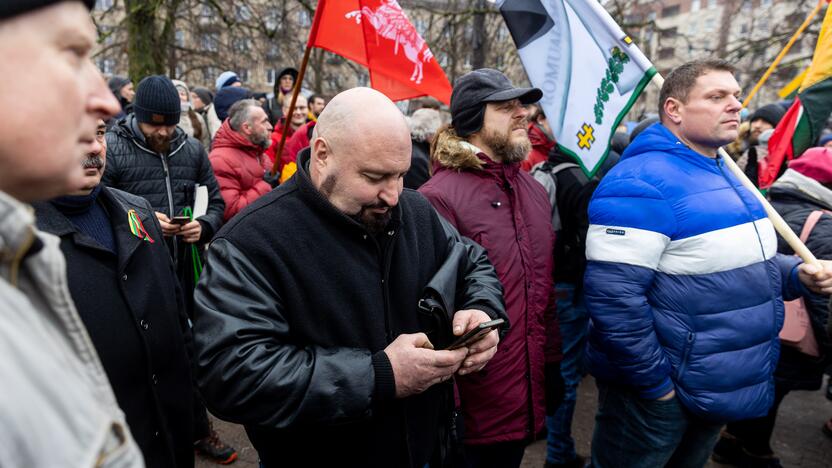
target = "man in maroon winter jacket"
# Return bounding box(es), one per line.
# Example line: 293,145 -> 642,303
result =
420,68 -> 562,468
209,99 -> 274,221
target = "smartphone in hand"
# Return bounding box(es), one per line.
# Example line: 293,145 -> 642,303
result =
170,216 -> 191,226
444,318 -> 505,350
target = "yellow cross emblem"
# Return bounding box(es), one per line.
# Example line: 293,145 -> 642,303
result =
577,123 -> 595,150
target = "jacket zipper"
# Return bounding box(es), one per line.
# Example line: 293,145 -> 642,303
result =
134,138 -> 187,264
678,332 -> 695,378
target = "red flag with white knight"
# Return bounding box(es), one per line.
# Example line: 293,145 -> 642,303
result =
308,0 -> 452,104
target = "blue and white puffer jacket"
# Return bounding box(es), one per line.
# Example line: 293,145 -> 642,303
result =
584,123 -> 806,422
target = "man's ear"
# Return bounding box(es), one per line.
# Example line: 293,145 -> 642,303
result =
663,98 -> 683,125
311,137 -> 330,168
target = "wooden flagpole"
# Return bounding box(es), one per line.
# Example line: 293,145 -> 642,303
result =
741,0 -> 828,108
648,74 -> 820,265
269,1 -> 326,176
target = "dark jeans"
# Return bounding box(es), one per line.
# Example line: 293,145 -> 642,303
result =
591,384 -> 722,468
464,440 -> 527,468
546,283 -> 589,464
724,382 -> 789,456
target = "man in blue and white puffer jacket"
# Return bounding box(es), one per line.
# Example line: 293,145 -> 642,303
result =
584,59 -> 832,468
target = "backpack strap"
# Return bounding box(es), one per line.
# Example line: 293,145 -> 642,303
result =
799,210 -> 830,243
550,162 -> 579,175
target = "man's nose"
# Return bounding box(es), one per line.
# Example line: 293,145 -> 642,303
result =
379,181 -> 400,208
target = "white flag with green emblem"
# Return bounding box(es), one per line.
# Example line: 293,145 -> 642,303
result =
498,0 -> 656,176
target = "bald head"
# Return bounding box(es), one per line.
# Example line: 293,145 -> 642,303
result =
308,87 -> 412,232
313,87 -> 410,157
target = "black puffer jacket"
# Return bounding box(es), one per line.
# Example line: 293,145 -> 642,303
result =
193,149 -> 506,468
102,115 -> 224,245
545,148 -> 599,287
769,169 -> 832,390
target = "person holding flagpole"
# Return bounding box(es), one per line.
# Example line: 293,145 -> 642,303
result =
583,59 -> 832,468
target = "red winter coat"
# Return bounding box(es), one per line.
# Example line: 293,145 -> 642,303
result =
520,122 -> 556,172
264,118 -> 296,166
209,120 -> 272,221
419,128 -> 560,445
276,121 -> 316,184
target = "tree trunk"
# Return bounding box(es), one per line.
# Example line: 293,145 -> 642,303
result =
125,0 -> 165,81
471,0 -> 487,69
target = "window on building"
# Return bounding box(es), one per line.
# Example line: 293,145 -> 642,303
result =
236,5 -> 252,22
266,69 -> 276,85
658,47 -> 675,59
648,11 -> 656,21
265,11 -> 281,31
661,5 -> 680,17
203,67 -> 219,84
761,0 -> 772,6
97,57 -> 115,75
175,30 -> 185,48
298,10 -> 311,27
95,0 -> 114,10
266,43 -> 280,59
175,65 -> 185,80
414,18 -> 427,36
707,0 -> 717,9
740,23 -> 748,33
662,26 -> 678,39
759,17 -> 769,31
704,17 -> 716,32
238,69 -> 249,83
691,0 -> 701,11
200,32 -> 219,52
99,25 -> 115,46
232,37 -> 251,53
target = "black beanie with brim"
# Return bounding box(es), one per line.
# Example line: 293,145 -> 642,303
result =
1,0 -> 94,19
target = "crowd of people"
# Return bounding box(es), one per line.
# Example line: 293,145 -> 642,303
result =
3,2 -> 832,468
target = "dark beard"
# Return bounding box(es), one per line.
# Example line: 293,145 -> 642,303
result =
352,204 -> 392,235
252,132 -> 271,150
146,134 -> 172,154
320,173 -> 392,235
481,126 -> 531,163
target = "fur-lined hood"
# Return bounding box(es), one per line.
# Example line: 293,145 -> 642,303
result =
431,126 -> 487,171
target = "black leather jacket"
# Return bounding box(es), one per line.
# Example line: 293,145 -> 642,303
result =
193,150 -> 506,467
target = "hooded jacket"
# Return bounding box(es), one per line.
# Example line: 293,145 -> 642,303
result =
585,123 -> 807,422
193,149 -> 506,467
0,191 -> 144,467
419,127 -> 559,445
520,122 -> 555,172
209,120 -> 273,221
768,168 -> 832,390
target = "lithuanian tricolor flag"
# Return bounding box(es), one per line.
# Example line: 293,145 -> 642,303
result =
760,1 -> 832,188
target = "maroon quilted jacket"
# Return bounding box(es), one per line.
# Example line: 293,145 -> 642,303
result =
419,127 -> 561,445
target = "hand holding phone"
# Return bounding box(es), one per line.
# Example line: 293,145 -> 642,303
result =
445,318 -> 505,350
170,216 -> 191,226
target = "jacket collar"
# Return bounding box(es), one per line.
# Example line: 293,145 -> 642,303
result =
114,114 -> 188,157
294,149 -> 402,235
37,186 -> 154,272
211,120 -> 265,157
431,126 -> 520,181
770,169 -> 832,211
0,191 -> 40,285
